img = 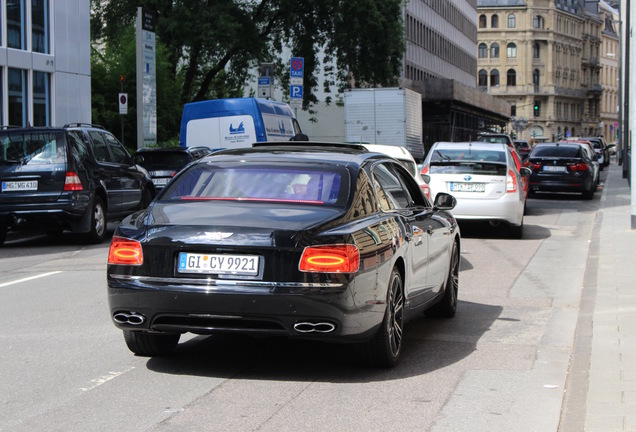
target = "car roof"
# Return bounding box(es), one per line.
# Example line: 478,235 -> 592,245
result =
201,141 -> 382,168
360,144 -> 415,161
432,141 -> 508,151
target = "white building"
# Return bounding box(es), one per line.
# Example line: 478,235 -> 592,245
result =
0,0 -> 90,127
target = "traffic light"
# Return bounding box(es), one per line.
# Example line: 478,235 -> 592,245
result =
533,101 -> 540,117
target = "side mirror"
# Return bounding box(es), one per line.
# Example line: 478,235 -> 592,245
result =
434,192 -> 456,211
520,167 -> 532,177
133,155 -> 144,164
422,174 -> 431,184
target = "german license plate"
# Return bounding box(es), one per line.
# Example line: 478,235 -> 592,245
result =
543,166 -> 567,172
177,252 -> 260,275
152,178 -> 170,186
450,182 -> 485,192
2,180 -> 38,192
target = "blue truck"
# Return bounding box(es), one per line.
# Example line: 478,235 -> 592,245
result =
179,98 -> 303,150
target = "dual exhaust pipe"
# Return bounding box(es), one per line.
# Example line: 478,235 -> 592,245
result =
113,311 -> 145,325
293,321 -> 336,333
113,312 -> 335,333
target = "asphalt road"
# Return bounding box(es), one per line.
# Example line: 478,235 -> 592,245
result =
0,176 -> 605,431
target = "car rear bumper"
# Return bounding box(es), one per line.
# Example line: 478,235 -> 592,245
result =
107,275 -> 382,343
529,176 -> 593,193
0,194 -> 91,230
450,193 -> 524,225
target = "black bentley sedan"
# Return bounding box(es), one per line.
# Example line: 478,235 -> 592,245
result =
107,142 -> 460,367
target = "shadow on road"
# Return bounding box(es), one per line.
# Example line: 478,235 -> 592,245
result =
144,300 -> 502,382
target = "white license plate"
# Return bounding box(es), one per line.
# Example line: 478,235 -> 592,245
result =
152,178 -> 170,186
450,182 -> 485,192
178,252 -> 260,275
542,166 -> 567,172
2,180 -> 38,192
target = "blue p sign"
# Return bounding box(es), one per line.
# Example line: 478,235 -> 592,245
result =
290,85 -> 303,99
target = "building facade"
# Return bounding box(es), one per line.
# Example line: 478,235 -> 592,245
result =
599,0 -> 619,143
477,0 -> 604,142
0,0 -> 90,127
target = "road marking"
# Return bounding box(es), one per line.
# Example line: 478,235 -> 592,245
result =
0,271 -> 63,288
80,367 -> 136,392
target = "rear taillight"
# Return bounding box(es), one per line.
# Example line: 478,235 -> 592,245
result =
108,237 -> 144,265
506,169 -> 518,193
299,244 -> 359,273
420,165 -> 429,176
64,172 -> 83,191
526,161 -> 541,171
568,163 -> 588,171
420,183 -> 430,199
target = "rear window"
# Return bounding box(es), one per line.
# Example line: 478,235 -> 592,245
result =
429,148 -> 507,175
135,151 -> 191,171
1,131 -> 65,165
161,163 -> 348,206
532,146 -> 581,158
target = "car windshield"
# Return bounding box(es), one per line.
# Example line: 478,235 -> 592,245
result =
532,146 -> 581,158
0,131 -> 65,165
429,148 -> 507,175
161,163 -> 347,205
136,151 -> 191,171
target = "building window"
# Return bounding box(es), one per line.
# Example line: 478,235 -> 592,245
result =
507,43 -> 517,58
33,71 -> 50,126
7,0 -> 27,49
8,68 -> 28,126
490,43 -> 500,58
534,15 -> 545,29
490,69 -> 500,87
533,42 -> 541,59
508,14 -> 516,29
479,14 -> 487,28
32,0 -> 49,54
479,69 -> 488,87
491,15 -> 499,28
479,43 -> 488,58
511,105 -> 517,117
507,69 -> 516,86
533,69 -> 540,91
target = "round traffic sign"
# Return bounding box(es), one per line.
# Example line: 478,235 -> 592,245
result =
291,59 -> 303,71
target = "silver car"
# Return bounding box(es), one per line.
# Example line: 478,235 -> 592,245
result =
421,142 -> 531,238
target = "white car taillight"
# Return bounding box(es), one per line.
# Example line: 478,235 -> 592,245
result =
506,169 -> 517,193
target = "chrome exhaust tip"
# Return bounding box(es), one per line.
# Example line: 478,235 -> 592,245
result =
113,311 -> 146,325
293,321 -> 336,333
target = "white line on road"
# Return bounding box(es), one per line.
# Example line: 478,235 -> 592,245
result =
80,367 -> 136,392
0,271 -> 63,288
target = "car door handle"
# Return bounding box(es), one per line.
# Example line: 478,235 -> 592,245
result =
426,226 -> 434,235
411,226 -> 424,246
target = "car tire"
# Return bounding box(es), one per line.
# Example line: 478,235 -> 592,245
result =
85,196 -> 107,244
0,225 -> 7,246
362,267 -> 404,368
426,241 -> 459,318
140,187 -> 153,210
123,330 -> 180,357
509,219 -> 523,239
583,188 -> 595,200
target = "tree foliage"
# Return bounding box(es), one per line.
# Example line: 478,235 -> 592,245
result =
91,0 -> 405,114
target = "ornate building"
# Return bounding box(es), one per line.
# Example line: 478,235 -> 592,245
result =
477,0 -> 603,141
599,1 -> 619,143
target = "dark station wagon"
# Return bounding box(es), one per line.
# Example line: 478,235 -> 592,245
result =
0,124 -> 155,246
107,142 -> 461,367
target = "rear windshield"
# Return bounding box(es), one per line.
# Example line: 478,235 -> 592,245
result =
161,163 -> 348,206
429,148 -> 507,175
477,136 -> 509,144
532,146 -> 581,158
135,151 -> 191,171
1,131 -> 65,165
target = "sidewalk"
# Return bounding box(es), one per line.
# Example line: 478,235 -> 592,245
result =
585,162 -> 636,431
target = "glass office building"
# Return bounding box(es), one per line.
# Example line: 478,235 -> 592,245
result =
0,0 -> 90,127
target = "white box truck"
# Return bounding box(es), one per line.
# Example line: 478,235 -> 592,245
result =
344,88 -> 424,160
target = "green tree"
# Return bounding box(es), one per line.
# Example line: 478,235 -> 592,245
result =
90,0 -> 404,111
91,25 -> 181,148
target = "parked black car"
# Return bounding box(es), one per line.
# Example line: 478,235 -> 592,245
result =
526,141 -> 598,199
0,124 -> 155,246
107,142 -> 461,367
132,146 -> 214,190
